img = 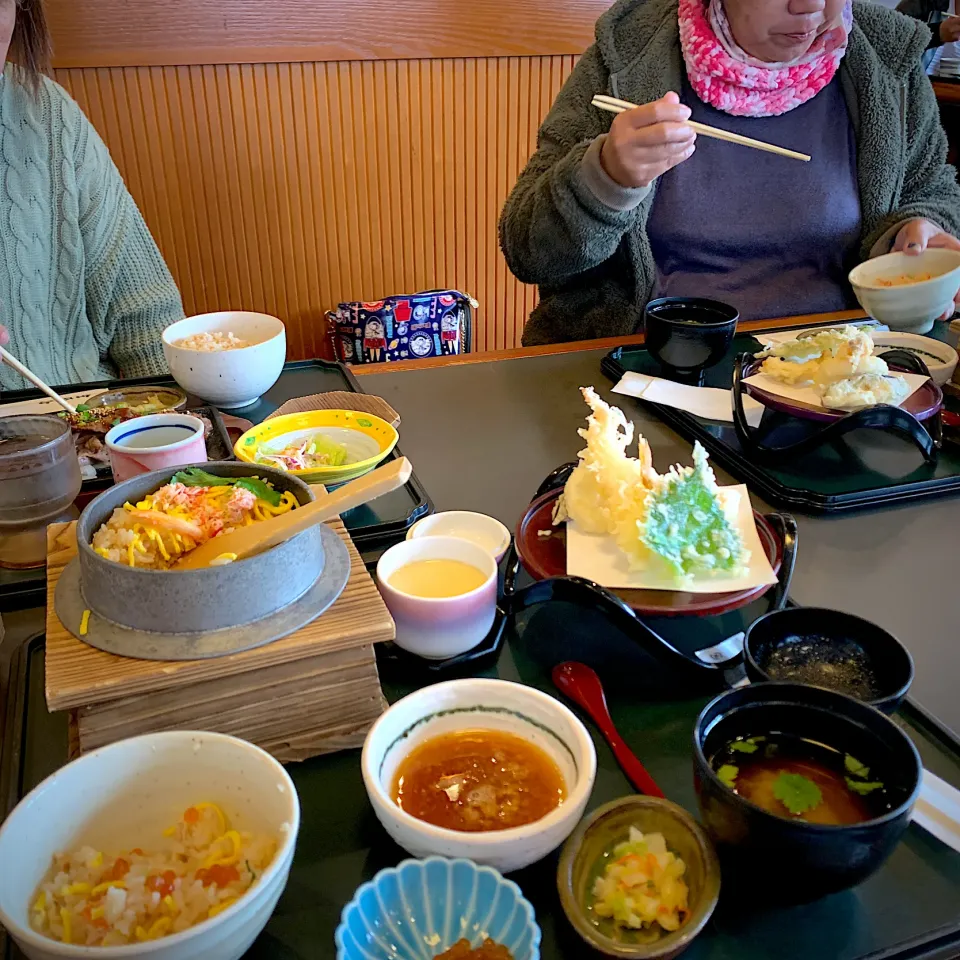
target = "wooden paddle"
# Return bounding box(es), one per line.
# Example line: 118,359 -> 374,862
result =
177,457 -> 413,569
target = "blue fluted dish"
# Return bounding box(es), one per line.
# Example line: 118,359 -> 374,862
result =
335,857 -> 541,960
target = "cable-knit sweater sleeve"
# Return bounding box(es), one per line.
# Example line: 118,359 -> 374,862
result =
73,108 -> 184,378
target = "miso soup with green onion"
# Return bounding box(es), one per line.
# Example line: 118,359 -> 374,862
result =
710,733 -> 904,826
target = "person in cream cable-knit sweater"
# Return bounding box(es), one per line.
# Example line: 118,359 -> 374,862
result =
0,0 -> 183,390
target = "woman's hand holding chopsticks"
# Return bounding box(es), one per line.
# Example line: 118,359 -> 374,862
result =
940,17 -> 960,45
600,92 -> 697,190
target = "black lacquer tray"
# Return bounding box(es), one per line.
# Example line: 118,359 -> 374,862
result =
602,326 -> 960,513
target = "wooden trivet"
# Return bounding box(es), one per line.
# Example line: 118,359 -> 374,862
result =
266,391 -> 400,427
45,520 -> 395,712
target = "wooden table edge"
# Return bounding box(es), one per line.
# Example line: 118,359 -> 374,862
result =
351,309 -> 868,376
934,78 -> 960,106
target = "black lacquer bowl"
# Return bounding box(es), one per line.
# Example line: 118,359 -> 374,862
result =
693,683 -> 921,904
743,607 -> 914,714
644,297 -> 739,381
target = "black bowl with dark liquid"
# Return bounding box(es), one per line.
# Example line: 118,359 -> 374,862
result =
693,683 -> 921,904
743,608 -> 914,714
644,297 -> 739,384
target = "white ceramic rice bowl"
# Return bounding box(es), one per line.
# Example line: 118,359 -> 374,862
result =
361,679 -> 597,874
162,312 -> 286,408
0,731 -> 300,960
849,250 -> 960,335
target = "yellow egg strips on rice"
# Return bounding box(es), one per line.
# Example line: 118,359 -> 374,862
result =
30,804 -> 276,947
90,481 -> 297,570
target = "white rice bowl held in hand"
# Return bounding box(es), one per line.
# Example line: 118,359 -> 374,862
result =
162,312 -> 286,409
0,731 -> 300,960
849,249 -> 960,335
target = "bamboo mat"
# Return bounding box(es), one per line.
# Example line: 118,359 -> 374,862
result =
45,520 -> 395,712
266,391 -> 400,426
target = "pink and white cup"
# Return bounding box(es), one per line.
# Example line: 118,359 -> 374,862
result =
105,413 -> 207,483
376,536 -> 498,660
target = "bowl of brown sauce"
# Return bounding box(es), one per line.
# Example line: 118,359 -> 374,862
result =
361,678 -> 597,873
693,682 -> 922,903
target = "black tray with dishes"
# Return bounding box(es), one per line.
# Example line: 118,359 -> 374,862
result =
601,324 -> 960,514
80,404 -> 234,485
6,611 -> 960,960
0,360 -> 432,608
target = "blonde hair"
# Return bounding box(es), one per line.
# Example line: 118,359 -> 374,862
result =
9,0 -> 51,90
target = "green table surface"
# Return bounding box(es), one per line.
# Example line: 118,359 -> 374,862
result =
8,607 -> 960,960
5,334 -> 960,959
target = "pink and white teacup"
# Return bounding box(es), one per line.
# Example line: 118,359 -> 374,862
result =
376,536 -> 498,660
105,413 -> 207,483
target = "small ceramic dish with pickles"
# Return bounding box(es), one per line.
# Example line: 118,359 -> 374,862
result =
234,410 -> 399,484
558,796 -> 720,959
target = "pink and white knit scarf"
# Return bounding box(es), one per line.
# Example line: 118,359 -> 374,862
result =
678,0 -> 853,117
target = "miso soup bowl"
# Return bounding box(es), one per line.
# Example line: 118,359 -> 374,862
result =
376,536 -> 498,660
361,678 -> 598,874
693,683 -> 922,904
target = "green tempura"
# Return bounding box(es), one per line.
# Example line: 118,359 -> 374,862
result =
640,442 -> 746,580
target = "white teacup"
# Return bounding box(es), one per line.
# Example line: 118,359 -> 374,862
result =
105,413 -> 207,483
376,536 -> 498,660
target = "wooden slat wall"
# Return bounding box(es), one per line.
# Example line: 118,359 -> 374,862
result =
46,0 -> 605,65
54,58 -> 577,356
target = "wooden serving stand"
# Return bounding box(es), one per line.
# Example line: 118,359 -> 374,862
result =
45,519 -> 395,762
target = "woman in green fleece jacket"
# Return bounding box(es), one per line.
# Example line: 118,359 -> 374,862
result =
0,0 -> 184,389
500,0 -> 960,345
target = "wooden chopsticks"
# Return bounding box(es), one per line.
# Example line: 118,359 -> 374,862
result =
0,346 -> 78,414
591,94 -> 812,163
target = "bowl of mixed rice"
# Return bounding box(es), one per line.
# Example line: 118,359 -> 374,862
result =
0,731 -> 299,960
162,312 -> 286,409
74,462 -> 324,635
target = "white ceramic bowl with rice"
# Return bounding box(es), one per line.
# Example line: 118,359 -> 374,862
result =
162,313 -> 286,409
849,250 -> 960,335
361,678 -> 597,874
0,731 -> 300,960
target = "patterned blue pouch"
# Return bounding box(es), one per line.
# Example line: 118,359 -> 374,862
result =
327,290 -> 476,364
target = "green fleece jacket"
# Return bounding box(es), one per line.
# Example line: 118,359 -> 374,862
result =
500,0 -> 960,346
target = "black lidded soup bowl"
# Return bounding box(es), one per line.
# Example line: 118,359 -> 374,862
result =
693,683 -> 921,904
743,608 -> 914,715
643,297 -> 739,380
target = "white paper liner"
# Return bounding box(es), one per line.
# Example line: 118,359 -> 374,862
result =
742,370 -> 929,412
613,372 -> 764,427
566,485 -> 778,594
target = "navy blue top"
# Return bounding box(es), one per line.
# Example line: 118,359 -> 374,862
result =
647,76 -> 862,321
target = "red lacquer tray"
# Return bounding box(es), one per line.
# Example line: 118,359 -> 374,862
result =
515,488 -> 784,618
